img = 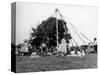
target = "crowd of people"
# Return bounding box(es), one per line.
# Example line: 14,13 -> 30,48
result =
15,38 -> 97,58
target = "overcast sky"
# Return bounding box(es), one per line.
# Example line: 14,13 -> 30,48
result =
16,2 -> 98,45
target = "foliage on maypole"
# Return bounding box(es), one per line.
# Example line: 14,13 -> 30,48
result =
29,16 -> 72,48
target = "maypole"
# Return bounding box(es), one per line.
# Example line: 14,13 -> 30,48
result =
55,9 -> 59,50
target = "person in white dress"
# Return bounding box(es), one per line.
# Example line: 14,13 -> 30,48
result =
58,38 -> 67,53
20,41 -> 28,56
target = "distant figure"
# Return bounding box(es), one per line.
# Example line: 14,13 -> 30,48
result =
93,38 -> 97,45
49,46 -> 54,53
68,50 -> 85,57
80,46 -> 85,56
30,52 -> 39,58
81,50 -> 85,56
93,38 -> 97,53
20,41 -> 28,56
40,43 -> 47,55
58,38 -> 67,53
86,43 -> 93,54
21,41 -> 28,52
70,50 -> 76,55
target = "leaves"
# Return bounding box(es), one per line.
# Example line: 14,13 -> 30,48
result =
29,17 -> 72,47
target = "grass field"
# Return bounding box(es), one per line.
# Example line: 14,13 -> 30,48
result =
16,54 -> 97,73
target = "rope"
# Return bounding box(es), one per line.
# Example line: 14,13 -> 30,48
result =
70,39 -> 74,46
68,22 -> 91,42
57,10 -> 92,43
71,27 -> 87,45
57,10 -> 78,46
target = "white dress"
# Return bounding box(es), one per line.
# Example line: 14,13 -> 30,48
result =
58,38 -> 67,53
20,43 -> 28,52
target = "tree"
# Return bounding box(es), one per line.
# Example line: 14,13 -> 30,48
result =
29,17 -> 72,48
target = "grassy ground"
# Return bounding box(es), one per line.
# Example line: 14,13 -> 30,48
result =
16,54 -> 97,73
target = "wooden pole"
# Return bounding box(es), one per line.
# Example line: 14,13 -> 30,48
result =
55,9 -> 59,50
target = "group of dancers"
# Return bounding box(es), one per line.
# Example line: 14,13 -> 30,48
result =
16,38 -> 97,58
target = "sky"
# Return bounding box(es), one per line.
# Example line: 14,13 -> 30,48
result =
16,2 -> 98,45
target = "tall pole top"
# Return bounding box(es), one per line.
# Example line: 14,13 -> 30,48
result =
55,9 -> 59,12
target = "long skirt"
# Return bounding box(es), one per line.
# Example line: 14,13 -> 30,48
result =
58,44 -> 67,53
